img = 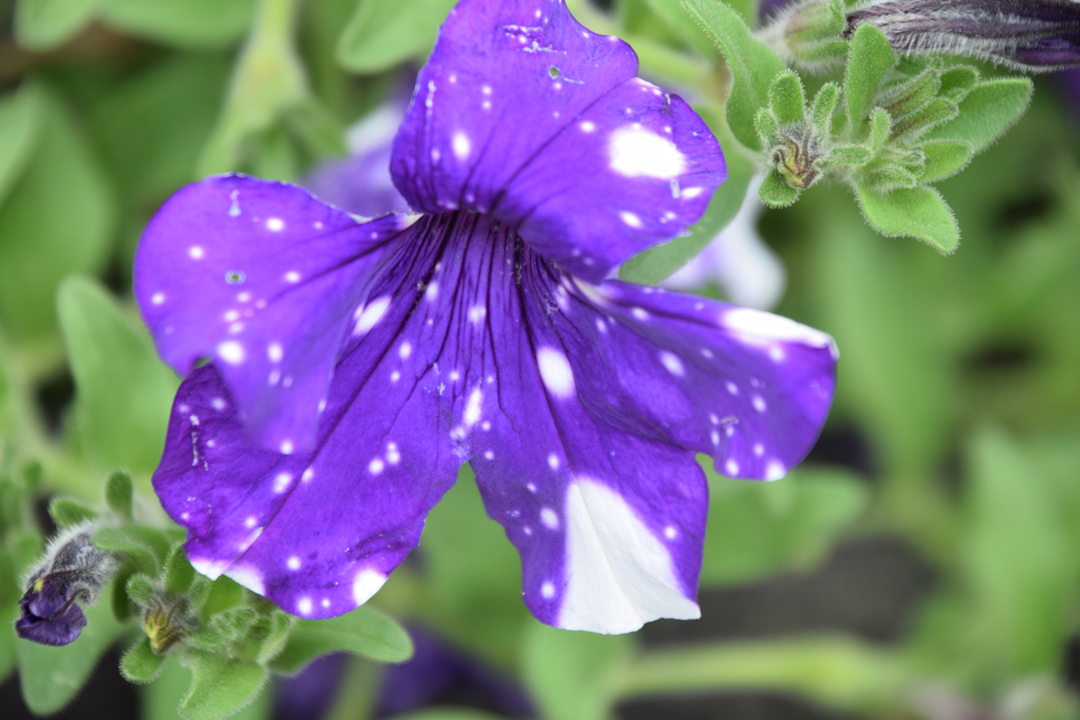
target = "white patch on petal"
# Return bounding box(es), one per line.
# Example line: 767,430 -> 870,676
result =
452,131 -> 471,160
189,557 -> 229,580
722,307 -> 839,360
151,292 -> 165,305
287,556 -> 301,570
463,388 -> 483,427
619,211 -> 642,228
189,246 -> 204,259
765,460 -> 787,481
542,582 -> 556,599
557,479 -> 700,634
398,341 -> 412,359
609,126 -> 686,179
353,296 -> 391,336
659,351 -> 684,376
536,348 -> 575,399
297,597 -> 313,615
273,472 -> 292,493
352,569 -> 388,605
266,217 -> 285,232
226,565 -> 265,595
541,508 -> 560,530
217,341 -> 245,365
268,342 -> 283,363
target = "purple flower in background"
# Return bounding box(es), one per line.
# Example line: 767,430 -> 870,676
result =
134,0 -> 837,634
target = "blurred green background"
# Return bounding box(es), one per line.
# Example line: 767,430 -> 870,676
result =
0,0 -> 1078,719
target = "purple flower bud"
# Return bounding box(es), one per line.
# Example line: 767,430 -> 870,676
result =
14,523 -> 117,647
846,0 -> 1080,72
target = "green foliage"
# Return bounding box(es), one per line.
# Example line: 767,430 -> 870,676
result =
122,638 -> 167,684
769,71 -> 806,127
523,622 -> 633,720
104,470 -> 134,519
337,0 -> 457,74
925,79 -> 1033,154
48,496 -> 98,529
93,524 -> 173,574
58,276 -> 179,472
0,83 -> 42,208
759,168 -> 799,208
270,605 -> 413,673
683,0 -> 785,151
855,184 -> 959,253
0,87 -> 116,340
14,0 -> 96,50
101,0 -> 255,48
845,24 -> 896,141
700,463 -> 868,585
179,650 -> 268,720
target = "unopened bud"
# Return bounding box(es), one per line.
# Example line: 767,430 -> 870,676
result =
845,0 -> 1080,72
758,0 -> 852,70
773,123 -> 828,188
143,597 -> 191,653
15,522 -> 117,646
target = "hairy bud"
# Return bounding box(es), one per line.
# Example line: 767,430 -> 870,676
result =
15,522 -> 117,646
846,0 -> 1080,72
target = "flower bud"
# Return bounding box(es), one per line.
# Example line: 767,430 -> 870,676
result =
845,0 -> 1080,72
15,522 -> 117,646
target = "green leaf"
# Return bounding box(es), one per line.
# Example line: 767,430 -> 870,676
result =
164,543 -> 195,596
270,605 -> 412,673
759,168 -> 800,208
104,470 -> 134,519
923,78 -> 1032,155
17,583 -> 125,715
937,66 -> 979,102
683,0 -> 785,151
918,140 -> 971,183
881,68 -> 940,120
768,71 -> 806,127
0,84 -> 44,208
57,276 -> 179,472
93,525 -> 172,574
14,0 -> 97,50
0,88 -> 116,340
618,108 -> 755,285
200,576 -> 245,621
142,656 -> 272,720
845,23 -> 895,140
336,0 -> 456,74
644,0 -> 720,60
855,184 -> 959,253
101,0 -> 255,48
965,429 -> 1077,673
522,622 -> 632,720
121,638 -> 166,684
48,497 -> 98,529
125,573 -> 156,607
869,107 -> 891,150
700,463 -> 869,586
179,651 -> 267,720
755,107 -> 780,146
889,98 -> 957,141
810,83 -> 840,134
824,145 -> 872,168
392,711 -> 507,720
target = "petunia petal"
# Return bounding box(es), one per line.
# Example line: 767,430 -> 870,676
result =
134,175 -> 416,453
390,0 -> 725,281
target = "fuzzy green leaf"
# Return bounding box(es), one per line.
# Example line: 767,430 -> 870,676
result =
869,108 -> 891,150
57,277 -> 179,472
810,83 -> 840,134
923,78 -> 1032,155
855,184 -> 959,253
824,145 -> 872,167
270,605 -> 412,674
164,543 -> 195,596
121,638 -> 166,684
768,71 -> 806,127
845,24 -> 895,140
48,497 -> 98,529
104,470 -> 134,519
14,0 -> 97,50
125,573 -> 156,607
179,651 -> 267,720
645,0 -> 720,60
890,98 -> 957,141
759,169 -> 800,208
93,525 -> 172,574
683,0 -> 785,151
337,0 -> 456,73
919,141 -> 971,183
937,66 -> 979,101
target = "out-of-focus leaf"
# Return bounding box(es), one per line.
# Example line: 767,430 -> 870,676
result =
104,470 -> 133,519
620,105 -> 754,284
700,462 -> 868,585
645,0 -> 720,60
269,605 -> 412,673
393,711 -> 506,720
336,0 -> 456,74
0,84 -> 44,208
855,185 -> 959,254
419,465 -> 531,666
522,621 -> 633,720
120,638 -> 165,684
14,0 -> 97,50
924,79 -> 1032,155
93,525 -> 172,574
48,497 -> 98,529
0,89 -> 116,340
965,428 -> 1077,674
140,655 -> 273,720
102,0 -> 255,48
179,650 -> 267,720
918,140 -> 971,184
16,583 -> 125,715
682,0 -> 784,151
57,276 -> 179,472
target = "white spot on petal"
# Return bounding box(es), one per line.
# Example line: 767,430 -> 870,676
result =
548,453 -> 560,470
353,296 -> 391,336
189,246 -> 204,259
541,508 -> 559,530
609,126 -> 687,179
753,396 -> 767,413
287,556 -> 301,570
463,388 -> 483,427
659,351 -> 684,376
273,472 -> 292,493
765,460 -> 787,481
398,341 -> 412,359
268,342 -> 283,363
266,217 -> 285,232
352,569 -> 388,605
542,582 -> 556,599
297,597 -> 313,615
217,341 -> 245,365
725,459 -> 740,476
151,292 -> 165,305
723,307 -> 839,360
369,458 -> 385,475
537,348 -> 575,399
225,566 -> 265,595
619,211 -> 643,229
452,131 -> 471,160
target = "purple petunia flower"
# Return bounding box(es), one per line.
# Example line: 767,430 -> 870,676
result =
134,0 -> 837,634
